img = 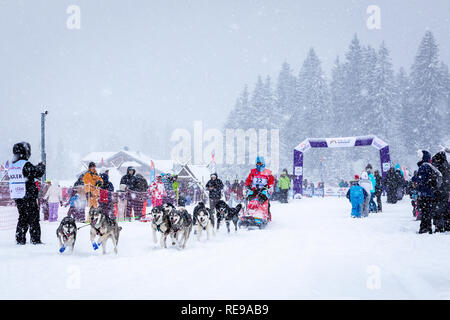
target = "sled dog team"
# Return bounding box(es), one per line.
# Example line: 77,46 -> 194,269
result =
57,200 -> 243,254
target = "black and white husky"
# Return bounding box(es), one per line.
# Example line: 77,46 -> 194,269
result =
193,202 -> 215,241
150,205 -> 171,248
168,207 -> 192,249
56,216 -> 77,253
215,200 -> 242,233
89,207 -> 122,255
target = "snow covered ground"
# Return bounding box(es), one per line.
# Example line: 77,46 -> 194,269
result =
1,197 -> 450,300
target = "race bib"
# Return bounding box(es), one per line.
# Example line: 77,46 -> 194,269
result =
252,177 -> 268,188
8,160 -> 27,199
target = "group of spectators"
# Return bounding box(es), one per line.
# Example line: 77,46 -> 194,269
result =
346,164 -> 383,218
407,149 -> 450,234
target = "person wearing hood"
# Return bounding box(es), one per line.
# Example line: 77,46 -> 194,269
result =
9,142 -> 46,245
346,175 -> 368,218
245,156 -> 274,219
120,167 -> 136,221
416,150 -> 438,234
431,151 -> 450,232
99,170 -> 114,218
129,173 -> 149,220
278,169 -> 291,204
206,172 -> 224,213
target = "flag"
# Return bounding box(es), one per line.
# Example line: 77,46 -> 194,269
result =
101,158 -> 104,168
209,151 -> 216,174
0,164 -> 4,172
150,160 -> 155,184
5,161 -> 9,169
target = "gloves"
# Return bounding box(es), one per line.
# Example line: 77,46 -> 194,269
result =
59,245 -> 66,253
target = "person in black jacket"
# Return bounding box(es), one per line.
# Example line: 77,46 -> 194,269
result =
129,173 -> 148,221
431,151 -> 450,232
9,142 -> 46,245
120,167 -> 137,221
99,171 -> 114,218
205,173 -> 224,213
384,167 -> 398,204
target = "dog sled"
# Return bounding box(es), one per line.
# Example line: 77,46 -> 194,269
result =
239,188 -> 271,229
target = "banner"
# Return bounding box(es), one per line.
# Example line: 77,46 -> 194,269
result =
325,137 -> 356,148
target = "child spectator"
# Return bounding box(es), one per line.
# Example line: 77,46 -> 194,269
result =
346,175 -> 368,218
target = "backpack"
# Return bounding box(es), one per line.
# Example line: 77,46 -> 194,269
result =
424,163 -> 443,192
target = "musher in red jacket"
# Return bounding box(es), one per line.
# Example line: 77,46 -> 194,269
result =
245,156 -> 274,204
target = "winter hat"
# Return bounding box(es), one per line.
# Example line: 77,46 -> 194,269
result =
12,142 -> 31,162
88,162 -> 96,168
417,150 -> 431,163
354,174 -> 360,180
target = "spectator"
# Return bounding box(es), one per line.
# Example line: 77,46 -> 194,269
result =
44,180 -> 62,222
65,188 -> 83,222
408,171 -> 419,219
82,162 -> 103,209
278,169 -> 291,203
416,150 -> 438,234
230,178 -> 242,206
149,174 -> 165,207
99,170 -> 114,218
161,173 -> 175,205
431,151 -> 450,232
373,170 -> 383,213
129,173 -> 149,221
359,171 -> 373,217
39,180 -> 51,221
346,175 -> 368,218
365,164 -> 377,213
384,167 -> 398,204
205,173 -> 224,213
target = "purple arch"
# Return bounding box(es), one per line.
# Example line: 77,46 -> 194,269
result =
292,135 -> 391,197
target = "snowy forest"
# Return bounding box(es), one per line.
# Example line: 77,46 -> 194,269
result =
221,31 -> 450,183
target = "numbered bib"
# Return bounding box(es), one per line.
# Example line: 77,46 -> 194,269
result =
8,160 -> 27,199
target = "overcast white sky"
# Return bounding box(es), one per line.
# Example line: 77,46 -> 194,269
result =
0,0 -> 449,177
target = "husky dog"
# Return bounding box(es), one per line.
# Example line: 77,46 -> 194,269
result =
56,216 -> 77,253
193,202 -> 215,240
89,206 -> 122,254
168,207 -> 192,249
150,205 -> 171,248
215,200 -> 242,233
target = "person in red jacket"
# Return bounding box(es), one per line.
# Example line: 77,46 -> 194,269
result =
245,156 -> 274,202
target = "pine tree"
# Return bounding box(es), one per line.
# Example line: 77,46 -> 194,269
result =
408,31 -> 446,153
283,48 -> 332,175
330,56 -> 347,136
342,34 -> 365,136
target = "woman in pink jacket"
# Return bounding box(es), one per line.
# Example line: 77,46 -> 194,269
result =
149,175 -> 166,207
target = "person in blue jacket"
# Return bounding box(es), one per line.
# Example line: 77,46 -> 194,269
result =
365,164 -> 378,213
346,175 -> 368,218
